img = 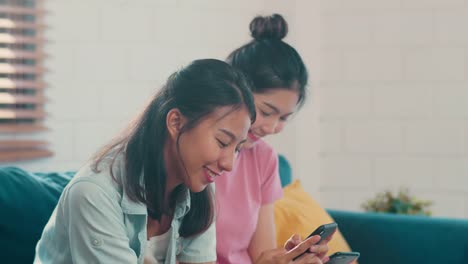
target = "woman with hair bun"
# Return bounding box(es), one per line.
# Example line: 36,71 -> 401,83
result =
216,14 -> 333,264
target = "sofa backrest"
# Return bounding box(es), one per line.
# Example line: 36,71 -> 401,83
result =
0,167 -> 73,264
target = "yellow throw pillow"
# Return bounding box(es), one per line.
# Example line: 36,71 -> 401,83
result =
274,180 -> 352,255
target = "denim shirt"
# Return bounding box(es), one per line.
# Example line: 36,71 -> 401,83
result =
34,155 -> 216,264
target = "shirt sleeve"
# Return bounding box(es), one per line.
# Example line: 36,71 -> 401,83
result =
64,180 -> 138,263
259,144 -> 284,205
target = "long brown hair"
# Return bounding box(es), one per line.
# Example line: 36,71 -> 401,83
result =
92,59 -> 256,237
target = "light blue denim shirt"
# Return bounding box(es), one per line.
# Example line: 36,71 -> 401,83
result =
34,155 -> 216,264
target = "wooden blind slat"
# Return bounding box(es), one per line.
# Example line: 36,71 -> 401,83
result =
0,18 -> 44,30
0,6 -> 44,16
0,64 -> 45,74
0,48 -> 44,59
0,2 -> 50,162
0,124 -> 47,133
0,109 -> 46,119
0,93 -> 46,104
0,78 -> 46,89
0,140 -> 48,150
0,33 -> 42,44
0,149 -> 53,162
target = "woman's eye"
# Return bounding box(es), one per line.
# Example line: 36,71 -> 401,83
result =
217,139 -> 228,148
261,110 -> 271,117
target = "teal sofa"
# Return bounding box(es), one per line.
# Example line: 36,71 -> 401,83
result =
278,155 -> 468,264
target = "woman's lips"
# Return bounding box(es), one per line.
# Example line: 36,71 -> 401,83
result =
203,167 -> 219,183
248,132 -> 260,141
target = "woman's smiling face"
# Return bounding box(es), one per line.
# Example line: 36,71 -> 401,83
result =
245,89 -> 299,148
168,106 -> 251,192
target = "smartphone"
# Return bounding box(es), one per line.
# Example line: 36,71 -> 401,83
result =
292,223 -> 338,261
327,252 -> 360,264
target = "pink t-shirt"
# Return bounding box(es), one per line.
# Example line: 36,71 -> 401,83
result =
215,139 -> 283,264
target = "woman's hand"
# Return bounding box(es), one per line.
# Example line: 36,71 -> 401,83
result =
284,230 -> 336,263
253,235 -> 325,264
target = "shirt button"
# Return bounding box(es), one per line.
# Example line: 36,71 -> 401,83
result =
92,239 -> 101,247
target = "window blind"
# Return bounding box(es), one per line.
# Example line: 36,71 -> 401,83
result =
0,0 -> 51,162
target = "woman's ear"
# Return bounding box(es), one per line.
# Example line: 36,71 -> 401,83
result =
166,108 -> 186,140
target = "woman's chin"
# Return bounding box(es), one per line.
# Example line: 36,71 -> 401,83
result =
187,182 -> 208,193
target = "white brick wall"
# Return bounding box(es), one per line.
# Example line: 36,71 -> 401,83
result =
434,10 -> 468,44
343,48 -> 403,81
320,156 -> 372,188
340,0 -> 402,10
373,84 -> 432,118
320,84 -> 372,118
344,122 -> 404,154
373,12 -> 433,45
319,122 -> 342,153
433,158 -> 468,192
321,14 -> 373,46
416,192 -> 466,218
320,50 -> 343,81
402,0 -> 465,9
433,85 -> 468,117
374,157 -> 435,190
405,122 -> 465,154
404,48 -> 465,81
319,1 -> 468,218
465,125 -> 468,154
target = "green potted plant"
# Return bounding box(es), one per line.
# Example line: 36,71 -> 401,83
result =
362,187 -> 432,216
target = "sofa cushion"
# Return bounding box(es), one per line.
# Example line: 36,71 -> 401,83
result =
0,167 -> 73,263
274,180 -> 352,255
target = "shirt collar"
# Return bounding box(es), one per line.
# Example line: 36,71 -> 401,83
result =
174,188 -> 191,219
121,187 -> 191,217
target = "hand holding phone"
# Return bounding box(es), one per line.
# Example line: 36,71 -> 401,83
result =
327,252 -> 360,264
292,222 -> 338,261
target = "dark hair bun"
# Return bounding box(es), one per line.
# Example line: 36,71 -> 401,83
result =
249,14 -> 288,41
